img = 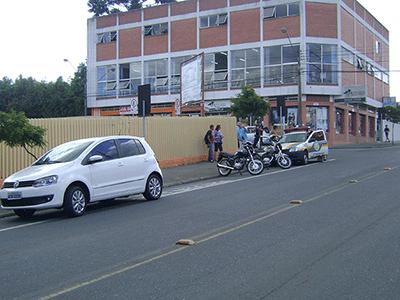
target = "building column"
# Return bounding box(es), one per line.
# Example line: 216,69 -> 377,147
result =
328,103 -> 335,145
343,108 -> 349,143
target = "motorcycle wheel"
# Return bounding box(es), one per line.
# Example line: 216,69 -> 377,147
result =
277,154 -> 292,169
247,159 -> 264,175
217,158 -> 232,176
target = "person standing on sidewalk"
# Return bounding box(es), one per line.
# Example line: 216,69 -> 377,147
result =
205,125 -> 215,162
214,124 -> 224,160
384,125 -> 390,142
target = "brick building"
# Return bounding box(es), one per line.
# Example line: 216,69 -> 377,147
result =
87,0 -> 390,145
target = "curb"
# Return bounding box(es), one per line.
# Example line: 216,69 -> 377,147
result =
164,174 -> 220,188
332,144 -> 397,149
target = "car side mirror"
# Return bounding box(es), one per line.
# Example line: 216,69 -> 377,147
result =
88,155 -> 103,164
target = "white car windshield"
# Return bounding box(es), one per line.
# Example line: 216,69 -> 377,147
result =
281,133 -> 308,143
34,140 -> 94,165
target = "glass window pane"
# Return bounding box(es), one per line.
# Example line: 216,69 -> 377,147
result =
215,52 -> 228,70
156,59 -> 167,76
160,23 -> 168,34
144,61 -> 156,76
107,66 -> 116,81
246,48 -> 260,67
200,16 -> 208,28
323,45 -> 337,64
97,66 -> 106,81
209,15 -> 218,27
264,7 -> 275,18
283,65 -> 298,84
265,46 -> 281,65
265,66 -> 282,85
283,45 -> 299,64
130,62 -> 141,79
204,53 -> 215,72
307,44 -> 321,63
97,82 -> 106,96
152,24 -> 161,35
231,69 -> 245,88
117,139 -> 139,157
246,68 -> 261,87
120,64 -> 130,80
322,64 -> 338,84
218,14 -> 228,25
288,3 -> 299,16
231,50 -> 245,69
276,5 -> 288,18
89,140 -> 118,161
307,64 -> 322,83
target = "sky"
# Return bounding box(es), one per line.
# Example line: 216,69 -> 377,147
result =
0,0 -> 398,99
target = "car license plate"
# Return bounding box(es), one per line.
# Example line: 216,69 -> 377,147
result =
7,191 -> 22,200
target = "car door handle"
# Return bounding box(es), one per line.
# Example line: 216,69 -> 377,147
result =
118,162 -> 124,167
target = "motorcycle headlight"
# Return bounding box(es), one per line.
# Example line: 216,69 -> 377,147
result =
33,175 -> 58,187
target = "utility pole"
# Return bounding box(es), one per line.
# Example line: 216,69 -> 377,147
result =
281,27 -> 303,126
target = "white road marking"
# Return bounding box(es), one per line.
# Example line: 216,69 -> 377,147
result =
0,220 -> 48,233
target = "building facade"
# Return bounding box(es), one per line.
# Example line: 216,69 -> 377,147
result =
87,0 -> 390,145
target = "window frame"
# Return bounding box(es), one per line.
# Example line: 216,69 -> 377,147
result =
144,23 -> 168,37
200,13 -> 228,29
263,3 -> 299,19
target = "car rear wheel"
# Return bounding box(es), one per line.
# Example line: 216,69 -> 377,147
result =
64,185 -> 87,217
143,174 -> 163,201
14,209 -> 36,219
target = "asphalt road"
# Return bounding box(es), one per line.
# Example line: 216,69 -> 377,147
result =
0,147 -> 400,300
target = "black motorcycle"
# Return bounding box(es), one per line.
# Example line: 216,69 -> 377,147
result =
217,142 -> 264,176
254,137 -> 292,169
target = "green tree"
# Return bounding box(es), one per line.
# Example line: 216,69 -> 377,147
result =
0,111 -> 46,160
383,106 -> 400,123
230,86 -> 269,122
88,0 -> 143,16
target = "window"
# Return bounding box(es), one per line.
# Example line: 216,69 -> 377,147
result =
356,57 -> 365,70
97,65 -> 117,96
307,107 -> 328,131
200,13 -> 228,29
341,47 -> 355,65
374,67 -> 382,80
117,139 -> 146,157
264,44 -> 300,85
170,56 -> 191,94
368,116 -> 375,138
144,23 -> 168,36
335,109 -> 344,134
264,3 -> 300,19
204,52 -> 228,90
382,72 -> 389,84
375,41 -> 381,54
360,115 -> 366,136
144,59 -> 168,94
231,48 -> 261,89
348,112 -> 356,135
89,140 -> 118,161
119,62 -> 142,96
306,44 -> 338,84
310,131 -> 325,142
97,31 -> 117,44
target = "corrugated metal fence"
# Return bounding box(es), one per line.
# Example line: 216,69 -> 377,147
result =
0,116 -> 237,180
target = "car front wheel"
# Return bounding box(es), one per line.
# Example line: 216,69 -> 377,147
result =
64,185 -> 87,217
143,174 -> 162,201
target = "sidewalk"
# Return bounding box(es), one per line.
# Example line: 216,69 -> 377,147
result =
0,162 -> 219,218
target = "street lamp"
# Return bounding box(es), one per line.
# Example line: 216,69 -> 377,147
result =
280,27 -> 303,126
63,59 -> 87,116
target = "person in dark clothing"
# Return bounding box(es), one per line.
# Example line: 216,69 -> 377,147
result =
253,123 -> 263,148
205,125 -> 215,162
384,125 -> 390,142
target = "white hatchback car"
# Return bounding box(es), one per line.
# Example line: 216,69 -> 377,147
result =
0,136 -> 163,218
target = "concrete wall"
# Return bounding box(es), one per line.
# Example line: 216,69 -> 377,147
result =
0,116 -> 237,180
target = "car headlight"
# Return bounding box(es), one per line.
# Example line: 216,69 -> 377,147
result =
289,146 -> 301,152
33,175 -> 58,187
